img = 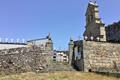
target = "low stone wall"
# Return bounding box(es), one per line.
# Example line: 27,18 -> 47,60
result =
0,47 -> 53,74
0,47 -> 74,74
83,41 -> 120,73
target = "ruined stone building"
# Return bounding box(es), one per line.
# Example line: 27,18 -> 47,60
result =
69,1 -> 120,73
0,34 -> 55,74
0,0 -> 120,74
27,34 -> 53,51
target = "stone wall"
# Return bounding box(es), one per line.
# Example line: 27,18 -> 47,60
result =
0,46 -> 74,74
0,47 -> 53,74
83,41 -> 120,73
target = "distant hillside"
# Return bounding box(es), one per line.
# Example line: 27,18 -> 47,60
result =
0,71 -> 119,80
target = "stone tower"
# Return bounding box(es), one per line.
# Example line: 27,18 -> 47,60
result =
46,33 -> 53,51
68,37 -> 74,65
83,1 -> 106,41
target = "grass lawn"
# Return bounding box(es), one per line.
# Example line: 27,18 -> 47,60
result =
0,71 -> 119,80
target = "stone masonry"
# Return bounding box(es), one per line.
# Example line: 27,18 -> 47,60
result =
0,46 -> 53,74
0,46 -> 74,74
69,1 -> 120,74
71,40 -> 120,73
83,1 -> 106,41
83,41 -> 120,73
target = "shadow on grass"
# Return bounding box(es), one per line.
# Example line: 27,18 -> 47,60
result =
95,72 -> 120,78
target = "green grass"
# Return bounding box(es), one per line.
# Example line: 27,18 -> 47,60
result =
0,71 -> 119,80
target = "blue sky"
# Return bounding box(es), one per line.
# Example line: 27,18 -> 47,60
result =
0,0 -> 120,50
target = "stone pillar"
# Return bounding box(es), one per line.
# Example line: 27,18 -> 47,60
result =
46,33 -> 53,51
68,37 -> 74,65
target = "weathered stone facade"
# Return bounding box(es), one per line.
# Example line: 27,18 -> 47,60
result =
83,41 -> 120,73
0,46 -> 74,74
69,1 -> 120,74
71,41 -> 120,73
83,1 -> 106,41
0,47 -> 52,74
